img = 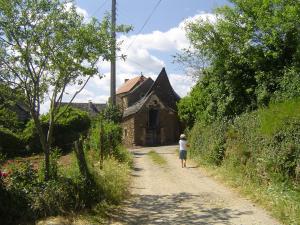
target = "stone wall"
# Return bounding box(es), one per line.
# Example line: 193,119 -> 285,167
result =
132,94 -> 181,146
121,116 -> 135,146
159,109 -> 180,145
134,109 -> 148,146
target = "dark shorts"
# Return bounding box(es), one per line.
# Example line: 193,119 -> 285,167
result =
179,150 -> 187,160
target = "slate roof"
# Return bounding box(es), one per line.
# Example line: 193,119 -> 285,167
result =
60,102 -> 106,116
123,68 -> 180,118
145,67 -> 180,110
116,75 -> 147,94
124,77 -> 154,107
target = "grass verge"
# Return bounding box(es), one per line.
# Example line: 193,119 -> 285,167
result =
148,150 -> 167,165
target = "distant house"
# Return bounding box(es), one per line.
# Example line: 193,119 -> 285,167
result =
117,68 -> 182,146
60,101 -> 106,117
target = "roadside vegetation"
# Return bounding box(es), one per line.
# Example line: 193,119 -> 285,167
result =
0,105 -> 132,225
148,150 -> 167,165
177,0 -> 300,224
0,1 -> 132,224
188,99 -> 300,224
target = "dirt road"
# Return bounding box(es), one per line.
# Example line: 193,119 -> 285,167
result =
110,145 -> 280,225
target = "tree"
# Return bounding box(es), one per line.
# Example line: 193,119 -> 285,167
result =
103,103 -> 122,124
0,0 -> 112,180
0,82 -> 22,130
178,0 -> 300,124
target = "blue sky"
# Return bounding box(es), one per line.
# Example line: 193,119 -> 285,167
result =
43,0 -> 230,112
76,0 -> 228,32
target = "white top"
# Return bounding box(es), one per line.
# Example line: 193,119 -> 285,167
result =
179,139 -> 187,151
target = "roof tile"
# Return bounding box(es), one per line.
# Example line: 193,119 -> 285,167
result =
116,75 -> 147,94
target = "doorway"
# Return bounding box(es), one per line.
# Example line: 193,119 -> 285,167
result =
146,109 -> 160,146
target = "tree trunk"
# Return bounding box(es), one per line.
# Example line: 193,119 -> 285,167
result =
74,138 -> 90,179
32,113 -> 50,180
99,121 -> 104,169
109,133 -> 112,156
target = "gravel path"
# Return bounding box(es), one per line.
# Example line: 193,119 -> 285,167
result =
110,145 -> 281,225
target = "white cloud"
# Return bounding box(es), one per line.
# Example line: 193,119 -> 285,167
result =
118,12 -> 216,53
168,73 -> 196,97
65,2 -> 89,19
75,6 -> 88,18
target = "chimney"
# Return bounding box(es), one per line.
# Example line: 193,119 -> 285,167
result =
124,79 -> 129,83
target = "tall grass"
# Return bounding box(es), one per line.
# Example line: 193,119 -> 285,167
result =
260,98 -> 300,135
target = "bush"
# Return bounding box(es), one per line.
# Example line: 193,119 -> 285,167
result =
190,98 -> 300,183
2,158 -> 99,223
39,148 -> 61,180
88,117 -> 124,161
189,120 -> 228,165
23,107 -> 91,153
0,108 -> 21,131
189,99 -> 300,224
113,145 -> 133,166
103,104 -> 122,123
0,127 -> 25,157
274,67 -> 300,101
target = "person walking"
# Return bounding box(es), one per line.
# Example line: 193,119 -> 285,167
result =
179,134 -> 188,168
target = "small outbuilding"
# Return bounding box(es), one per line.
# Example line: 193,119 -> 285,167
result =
117,68 -> 182,146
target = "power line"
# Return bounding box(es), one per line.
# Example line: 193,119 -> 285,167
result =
90,0 -> 109,18
126,0 -> 162,50
127,58 -> 153,72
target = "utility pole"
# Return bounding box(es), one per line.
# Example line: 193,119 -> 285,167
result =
110,0 -> 116,105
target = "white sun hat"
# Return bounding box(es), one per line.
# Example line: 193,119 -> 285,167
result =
180,134 -> 186,139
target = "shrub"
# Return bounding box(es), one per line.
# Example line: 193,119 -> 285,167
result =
0,127 -> 25,157
190,99 -> 300,184
189,120 -> 228,165
23,107 -> 91,153
38,148 -> 61,180
88,118 -> 123,160
113,145 -> 133,166
2,157 -> 101,223
0,108 -> 21,131
189,99 -> 300,224
103,104 -> 122,123
0,152 -> 6,165
2,162 -> 36,224
274,67 -> 300,101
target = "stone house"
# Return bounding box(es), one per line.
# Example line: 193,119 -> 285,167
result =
117,68 -> 182,146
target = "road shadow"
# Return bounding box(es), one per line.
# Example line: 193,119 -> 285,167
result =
110,192 -> 253,225
186,166 -> 199,169
157,152 -> 176,155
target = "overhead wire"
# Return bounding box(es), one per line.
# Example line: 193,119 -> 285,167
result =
89,0 -> 109,18
126,0 -> 162,50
